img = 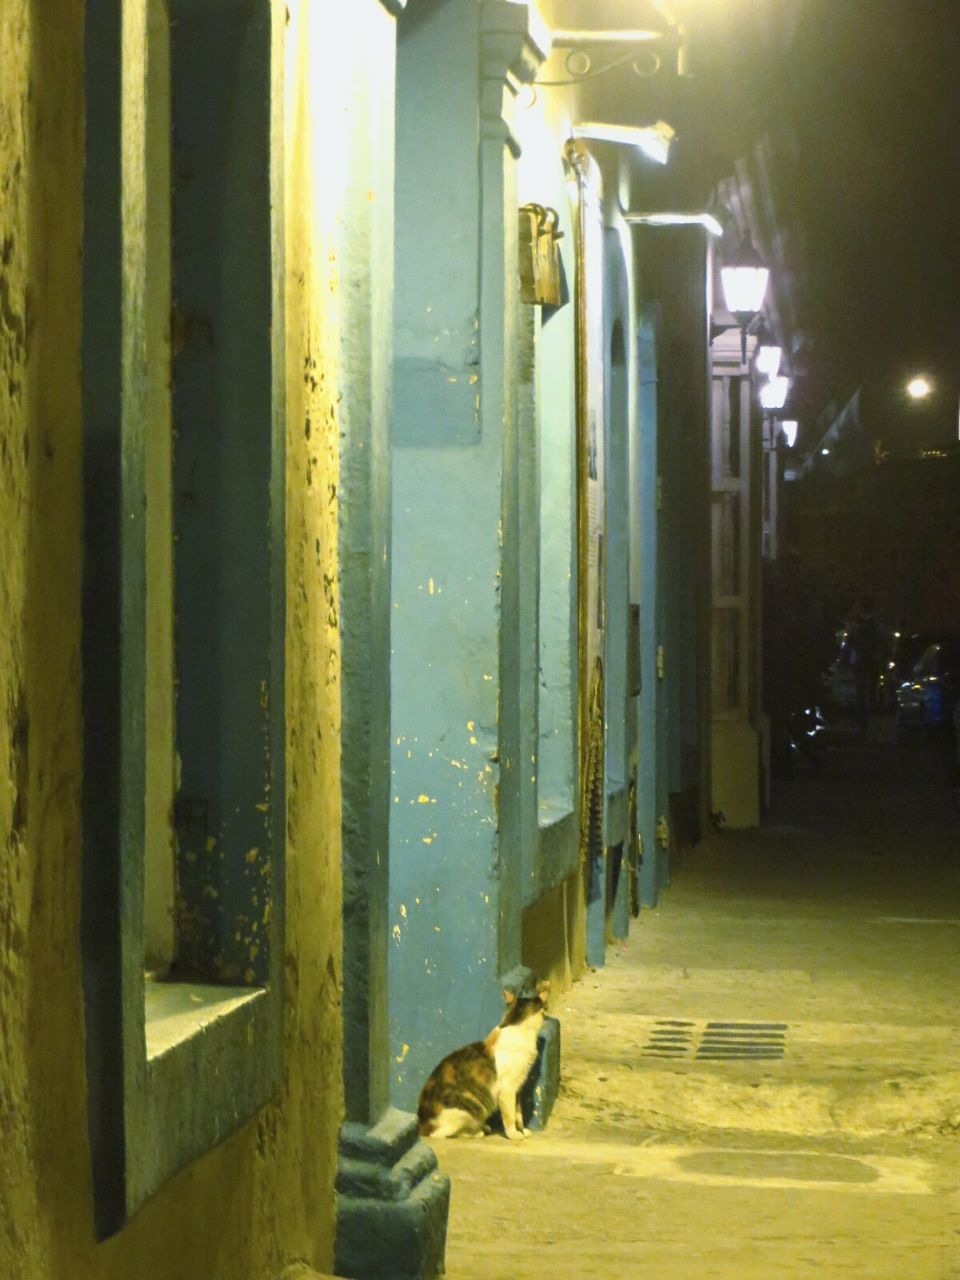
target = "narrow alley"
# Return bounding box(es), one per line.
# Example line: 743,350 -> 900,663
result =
433,730 -> 960,1280
6,4 -> 960,1277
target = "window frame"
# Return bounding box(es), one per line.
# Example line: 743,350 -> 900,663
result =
81,0 -> 285,1236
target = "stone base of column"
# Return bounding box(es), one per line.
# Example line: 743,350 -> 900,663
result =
520,1014 -> 561,1130
335,1108 -> 450,1280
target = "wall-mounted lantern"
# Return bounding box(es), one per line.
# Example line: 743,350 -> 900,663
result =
755,342 -> 782,379
720,231 -> 769,362
779,420 -> 799,448
759,375 -> 790,411
519,203 -> 565,306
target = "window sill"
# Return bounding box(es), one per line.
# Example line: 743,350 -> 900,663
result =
537,794 -> 575,833
145,978 -> 264,1060
130,976 -> 280,1216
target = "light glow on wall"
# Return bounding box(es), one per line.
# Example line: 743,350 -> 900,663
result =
572,120 -> 675,164
627,211 -> 723,236
553,29 -> 663,45
779,419 -> 798,448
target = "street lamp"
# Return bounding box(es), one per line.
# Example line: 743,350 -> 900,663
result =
759,375 -> 790,411
755,341 -> 782,379
720,232 -> 770,362
753,319 -> 781,378
779,420 -> 798,448
906,375 -> 932,400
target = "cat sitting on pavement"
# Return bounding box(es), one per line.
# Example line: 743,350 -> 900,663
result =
417,984 -> 549,1141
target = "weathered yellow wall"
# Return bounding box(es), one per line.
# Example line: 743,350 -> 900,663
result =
711,720 -> 761,829
0,3 -> 89,1274
522,869 -> 588,994
0,0 -> 396,1274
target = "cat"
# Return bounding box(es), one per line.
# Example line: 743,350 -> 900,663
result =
417,984 -> 549,1140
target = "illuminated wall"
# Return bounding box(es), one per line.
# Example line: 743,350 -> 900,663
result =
389,0 -> 545,1108
387,0 -> 646,1110
0,0 -> 400,1274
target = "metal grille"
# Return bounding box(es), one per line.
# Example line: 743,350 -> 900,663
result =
641,1019 -> 787,1061
642,1019 -> 696,1058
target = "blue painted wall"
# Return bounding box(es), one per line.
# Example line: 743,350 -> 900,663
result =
389,0 -> 532,1109
635,309 -> 667,906
632,226 -> 712,864
602,223 -> 634,942
514,121 -> 580,913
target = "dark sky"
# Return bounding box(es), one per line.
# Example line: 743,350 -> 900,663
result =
782,0 -> 960,442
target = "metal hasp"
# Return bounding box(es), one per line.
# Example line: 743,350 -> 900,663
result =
519,202 -> 564,306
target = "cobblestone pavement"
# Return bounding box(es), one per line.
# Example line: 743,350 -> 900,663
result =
430,727 -> 960,1279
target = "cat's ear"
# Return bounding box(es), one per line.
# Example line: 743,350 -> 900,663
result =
502,989 -> 516,1005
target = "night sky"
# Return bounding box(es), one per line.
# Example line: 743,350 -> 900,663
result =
783,0 -> 960,446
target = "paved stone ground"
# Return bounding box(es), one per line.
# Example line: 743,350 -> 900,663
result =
429,725 -> 960,1279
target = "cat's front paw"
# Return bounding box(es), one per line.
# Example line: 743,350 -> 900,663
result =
504,1127 -> 528,1140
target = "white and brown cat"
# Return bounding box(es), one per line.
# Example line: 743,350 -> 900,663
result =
417,984 -> 549,1140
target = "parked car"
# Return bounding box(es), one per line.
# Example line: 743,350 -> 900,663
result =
894,634 -> 960,736
821,621 -> 892,715
880,630 -> 950,711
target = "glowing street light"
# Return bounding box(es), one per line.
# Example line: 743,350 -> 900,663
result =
906,375 -> 932,400
759,376 -> 790,411
756,342 -> 782,378
720,232 -> 770,361
779,420 -> 798,448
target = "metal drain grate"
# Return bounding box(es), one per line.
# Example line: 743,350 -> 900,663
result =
696,1022 -> 787,1061
641,1019 -> 787,1061
642,1019 -> 697,1058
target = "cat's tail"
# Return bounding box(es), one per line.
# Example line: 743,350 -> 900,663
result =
419,1106 -> 484,1139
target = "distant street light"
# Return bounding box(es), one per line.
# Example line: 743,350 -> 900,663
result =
906,375 -> 932,400
760,375 -> 790,411
756,342 -> 782,378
